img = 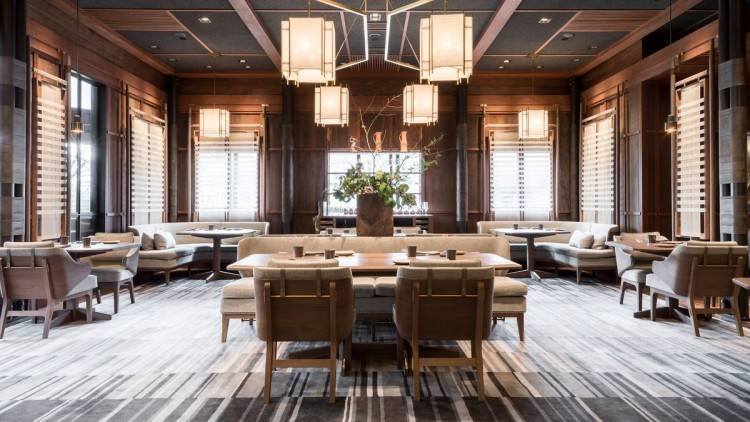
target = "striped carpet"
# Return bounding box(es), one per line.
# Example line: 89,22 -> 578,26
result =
1,274 -> 750,421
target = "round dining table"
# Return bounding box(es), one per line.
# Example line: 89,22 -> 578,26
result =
492,227 -> 569,280
177,228 -> 258,282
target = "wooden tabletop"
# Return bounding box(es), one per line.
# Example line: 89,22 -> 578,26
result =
733,277 -> 750,290
606,239 -> 684,254
492,228 -> 569,238
177,228 -> 257,239
228,252 -> 521,274
63,241 -> 140,258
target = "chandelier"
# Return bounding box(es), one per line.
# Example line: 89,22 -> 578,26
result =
314,86 -> 349,126
199,108 -> 230,137
281,17 -> 335,84
403,84 -> 438,125
419,13 -> 473,83
518,110 -> 548,139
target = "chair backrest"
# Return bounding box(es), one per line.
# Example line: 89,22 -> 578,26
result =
3,241 -> 55,248
654,245 -> 747,297
253,267 -> 354,343
394,266 -> 495,342
0,247 -> 90,301
409,258 -> 482,268
613,232 -> 664,242
266,258 -> 339,268
90,232 -> 137,261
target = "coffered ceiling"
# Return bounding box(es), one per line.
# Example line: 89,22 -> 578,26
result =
77,0 -> 718,75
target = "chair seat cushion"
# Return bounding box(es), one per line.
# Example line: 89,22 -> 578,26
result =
139,246 -> 194,260
65,275 -> 98,298
91,265 -> 134,283
353,277 -> 376,298
492,296 -> 527,313
621,268 -> 649,285
222,278 -> 255,299
645,273 -> 673,293
374,276 -> 396,297
494,277 -> 528,297
221,298 -> 255,315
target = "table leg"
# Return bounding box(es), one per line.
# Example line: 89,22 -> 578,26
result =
53,298 -> 111,327
508,236 -> 557,280
206,237 -> 240,282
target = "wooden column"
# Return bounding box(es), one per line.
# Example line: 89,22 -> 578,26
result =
167,76 -> 178,222
281,83 -> 294,234
0,0 -> 27,242
455,82 -> 468,233
569,77 -> 580,221
718,0 -> 748,243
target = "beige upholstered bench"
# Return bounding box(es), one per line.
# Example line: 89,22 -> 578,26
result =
492,276 -> 528,341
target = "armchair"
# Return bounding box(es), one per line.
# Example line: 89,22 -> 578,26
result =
646,244 -> 747,336
0,247 -> 97,339
614,247 -> 665,311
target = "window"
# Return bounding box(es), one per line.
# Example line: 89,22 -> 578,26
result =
69,73 -> 101,241
326,152 -> 423,214
32,70 -> 68,240
580,110 -> 615,224
195,125 -> 260,221
675,75 -> 707,238
131,112 -> 166,225
489,124 -> 553,220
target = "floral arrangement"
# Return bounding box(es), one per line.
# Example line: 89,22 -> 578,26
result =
333,165 -> 416,209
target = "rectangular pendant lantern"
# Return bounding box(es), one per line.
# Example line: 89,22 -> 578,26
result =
282,17 -> 336,84
403,84 -> 438,125
315,86 -> 349,126
200,108 -> 230,137
518,110 -> 548,139
420,14 -> 473,83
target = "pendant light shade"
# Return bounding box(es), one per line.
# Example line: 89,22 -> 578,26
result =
419,14 -> 473,83
403,84 -> 438,125
314,85 -> 349,126
281,17 -> 336,84
664,114 -> 677,134
518,110 -> 549,139
70,114 -> 83,134
200,108 -> 230,137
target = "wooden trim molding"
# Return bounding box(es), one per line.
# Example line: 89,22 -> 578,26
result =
473,0 -> 522,65
228,0 -> 281,70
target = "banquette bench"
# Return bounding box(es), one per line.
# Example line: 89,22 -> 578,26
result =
128,222 -> 270,282
477,221 -> 619,282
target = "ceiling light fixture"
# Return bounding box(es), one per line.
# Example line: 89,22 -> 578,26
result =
420,13 -> 473,82
664,0 -> 677,135
403,84 -> 438,125
536,65 -> 544,69
198,16 -> 212,24
315,85 -> 349,126
503,59 -> 511,64
368,12 -> 382,22
561,32 -> 574,40
206,65 -> 212,69
498,65 -> 505,70
518,110 -> 548,139
538,17 -> 552,24
245,65 -> 251,69
384,0 -> 433,71
589,45 -> 598,50
281,16 -> 335,84
200,109 -> 230,137
239,59 -> 246,63
71,0 -> 83,135
150,44 -> 159,49
572,57 -> 581,63
312,0 -> 369,71
168,58 -> 176,62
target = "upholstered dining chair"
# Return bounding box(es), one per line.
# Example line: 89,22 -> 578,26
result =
0,247 -> 97,339
394,266 -> 495,400
86,233 -> 139,314
253,266 -> 354,403
646,244 -> 747,336
614,247 -> 665,311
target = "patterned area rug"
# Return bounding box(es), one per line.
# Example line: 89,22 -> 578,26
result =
1,274 -> 750,421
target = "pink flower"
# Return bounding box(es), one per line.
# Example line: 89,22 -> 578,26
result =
363,186 -> 374,193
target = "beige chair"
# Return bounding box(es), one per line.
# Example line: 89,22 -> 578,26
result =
86,233 -> 139,314
219,258 -> 339,343
254,266 -> 354,403
646,244 -> 747,336
394,266 -> 495,400
0,247 -> 97,339
614,247 -> 664,311
613,232 -> 668,242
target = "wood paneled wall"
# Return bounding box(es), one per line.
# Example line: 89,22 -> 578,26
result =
176,73 -> 571,234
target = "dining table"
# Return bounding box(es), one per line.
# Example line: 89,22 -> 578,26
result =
227,251 -> 521,274
492,227 -> 569,279
177,228 -> 258,281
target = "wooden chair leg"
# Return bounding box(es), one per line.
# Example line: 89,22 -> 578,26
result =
517,314 -> 525,341
221,315 -> 229,343
635,283 -> 644,312
164,271 -> 171,285
396,334 -> 404,370
576,269 -> 582,284
618,279 -> 626,304
85,294 -> 93,322
343,335 -> 352,375
733,292 -> 745,337
687,297 -> 700,337
264,340 -> 273,403
113,285 -> 120,314
328,340 -> 337,404
492,315 -> 498,325
650,292 -> 658,321
95,288 -> 101,304
128,280 -> 135,304
0,300 -> 8,339
413,345 -> 421,400
42,306 -> 54,339
475,339 -> 485,400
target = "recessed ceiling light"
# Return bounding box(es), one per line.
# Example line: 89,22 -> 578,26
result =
198,16 -> 211,24
498,65 -> 505,70
503,58 -> 511,64
244,65 -> 251,69
174,32 -> 187,40
368,32 -> 381,41
150,44 -> 159,49
168,58 -> 176,62
589,45 -> 598,50
538,17 -> 552,24
239,59 -> 246,63
536,65 -> 544,69
561,32 -> 574,40
572,57 -> 581,63
206,65 -> 213,69
368,12 -> 382,22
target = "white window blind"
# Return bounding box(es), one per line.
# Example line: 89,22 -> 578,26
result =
195,131 -> 260,221
489,127 -> 553,220
675,79 -> 706,238
581,110 -> 615,223
130,113 -> 166,225
34,73 -> 68,240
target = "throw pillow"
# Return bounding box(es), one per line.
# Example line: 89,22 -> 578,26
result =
568,230 -> 594,249
591,233 -> 607,249
153,231 -> 177,250
140,233 -> 155,251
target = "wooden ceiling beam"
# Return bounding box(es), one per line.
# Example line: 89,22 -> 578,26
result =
228,0 -> 281,70
574,0 -> 703,75
473,0 -> 522,65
